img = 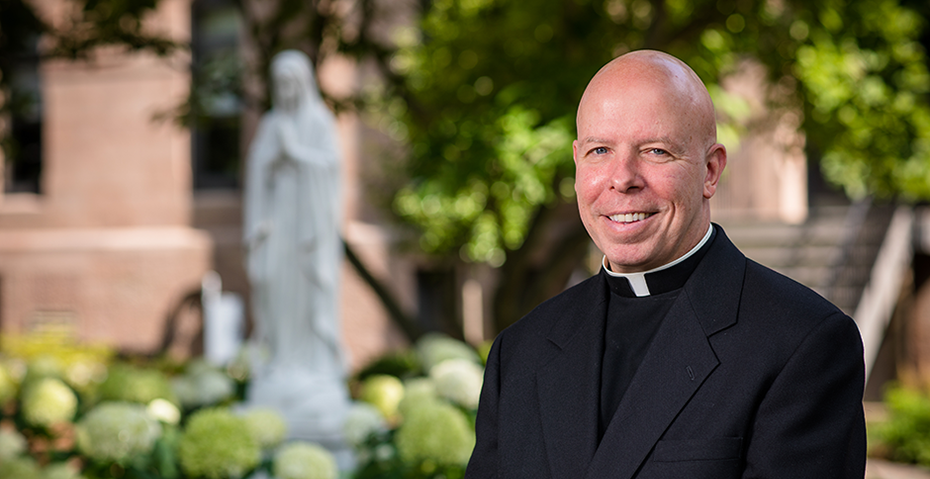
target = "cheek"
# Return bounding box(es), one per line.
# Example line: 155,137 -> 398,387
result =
574,166 -> 603,206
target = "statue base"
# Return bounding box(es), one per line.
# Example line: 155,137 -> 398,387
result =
245,366 -> 354,471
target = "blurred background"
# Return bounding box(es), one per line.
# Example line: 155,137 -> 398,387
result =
2,0 -> 930,467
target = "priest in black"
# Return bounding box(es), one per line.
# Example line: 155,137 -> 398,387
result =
465,50 -> 866,478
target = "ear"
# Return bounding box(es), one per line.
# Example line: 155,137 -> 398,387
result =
572,139 -> 580,166
703,144 -> 727,199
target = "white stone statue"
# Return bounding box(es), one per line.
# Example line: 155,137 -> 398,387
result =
242,50 -> 351,468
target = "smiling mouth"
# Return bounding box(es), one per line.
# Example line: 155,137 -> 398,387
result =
608,212 -> 653,224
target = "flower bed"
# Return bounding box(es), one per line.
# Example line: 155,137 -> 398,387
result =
0,331 -> 489,479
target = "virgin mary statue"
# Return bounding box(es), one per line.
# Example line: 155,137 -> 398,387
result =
242,50 -> 350,464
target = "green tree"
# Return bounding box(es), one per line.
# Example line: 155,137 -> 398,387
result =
372,0 -> 930,333
6,0 -> 929,339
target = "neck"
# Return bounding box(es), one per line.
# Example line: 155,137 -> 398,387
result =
603,224 -> 714,297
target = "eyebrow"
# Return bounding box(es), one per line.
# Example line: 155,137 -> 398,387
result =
578,136 -> 681,149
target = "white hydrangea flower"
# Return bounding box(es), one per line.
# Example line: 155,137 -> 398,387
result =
429,358 -> 484,410
415,333 -> 480,373
398,378 -> 439,419
43,462 -> 84,479
342,402 -> 387,447
242,408 -> 287,450
171,361 -> 235,409
395,401 -> 475,466
21,377 -> 77,428
147,398 -> 181,425
64,360 -> 107,390
374,444 -> 394,461
0,428 -> 27,460
359,375 -> 405,420
273,442 -> 338,479
75,402 -> 162,463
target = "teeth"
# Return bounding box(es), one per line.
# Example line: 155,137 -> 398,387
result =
610,212 -> 649,223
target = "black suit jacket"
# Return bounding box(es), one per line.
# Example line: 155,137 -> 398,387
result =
466,226 -> 866,478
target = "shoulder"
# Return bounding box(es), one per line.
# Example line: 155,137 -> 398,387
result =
741,259 -> 844,320
733,259 -> 858,355
493,273 -> 604,359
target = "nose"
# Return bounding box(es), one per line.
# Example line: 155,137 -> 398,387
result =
608,154 -> 644,193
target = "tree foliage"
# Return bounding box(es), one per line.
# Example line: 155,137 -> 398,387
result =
4,0 -> 929,334
368,0 -> 930,331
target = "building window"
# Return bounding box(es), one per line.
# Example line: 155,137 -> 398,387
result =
191,0 -> 242,190
417,268 -> 462,338
4,35 -> 42,194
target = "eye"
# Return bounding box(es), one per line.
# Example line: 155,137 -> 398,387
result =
649,148 -> 668,156
592,147 -> 608,155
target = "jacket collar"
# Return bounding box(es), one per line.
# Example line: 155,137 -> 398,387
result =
537,224 -> 746,479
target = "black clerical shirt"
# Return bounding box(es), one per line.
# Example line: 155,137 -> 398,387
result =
598,228 -> 716,441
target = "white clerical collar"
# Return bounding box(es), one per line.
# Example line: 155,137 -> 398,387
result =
602,224 -> 714,297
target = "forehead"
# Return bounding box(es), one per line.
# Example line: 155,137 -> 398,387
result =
577,82 -> 695,143
576,55 -> 715,146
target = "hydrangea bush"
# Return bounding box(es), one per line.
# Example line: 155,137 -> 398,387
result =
351,334 -> 485,479
0,331 -> 487,479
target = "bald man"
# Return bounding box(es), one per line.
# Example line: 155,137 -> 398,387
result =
465,51 -> 866,478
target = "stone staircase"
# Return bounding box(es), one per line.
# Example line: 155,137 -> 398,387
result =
716,199 -> 896,316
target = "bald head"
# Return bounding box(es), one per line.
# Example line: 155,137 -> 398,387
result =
572,50 -> 727,273
578,50 -> 718,152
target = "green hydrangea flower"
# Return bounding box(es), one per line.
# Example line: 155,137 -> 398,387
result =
414,333 -> 480,373
359,375 -> 405,420
96,364 -> 178,406
273,442 -> 338,479
177,408 -> 260,479
75,402 -> 162,463
242,408 -> 287,450
397,378 -> 439,420
42,462 -> 85,479
395,401 -> 475,467
21,377 -> 77,428
429,358 -> 484,410
0,457 -> 41,479
0,428 -> 27,460
0,361 -> 17,405
171,360 -> 235,409
24,356 -> 64,383
343,402 -> 386,447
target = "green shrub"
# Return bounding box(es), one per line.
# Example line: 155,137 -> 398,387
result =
96,364 -> 178,406
873,384 -> 930,466
0,457 -> 42,479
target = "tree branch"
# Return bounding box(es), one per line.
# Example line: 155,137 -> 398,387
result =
343,239 -> 424,342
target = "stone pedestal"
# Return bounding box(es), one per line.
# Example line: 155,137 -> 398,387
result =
246,366 -> 354,470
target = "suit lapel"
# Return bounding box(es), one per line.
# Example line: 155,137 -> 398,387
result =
585,226 -> 746,479
585,293 -> 719,478
537,275 -> 608,479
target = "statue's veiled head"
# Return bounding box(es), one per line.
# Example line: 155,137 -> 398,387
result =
271,50 -> 320,112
